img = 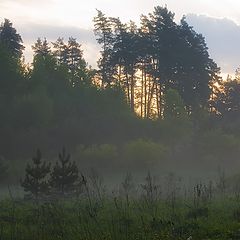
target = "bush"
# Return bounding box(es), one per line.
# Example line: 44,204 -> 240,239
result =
122,139 -> 168,169
75,144 -> 118,170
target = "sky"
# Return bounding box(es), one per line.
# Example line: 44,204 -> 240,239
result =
0,0 -> 240,75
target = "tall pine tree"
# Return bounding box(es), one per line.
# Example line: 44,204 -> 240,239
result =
0,19 -> 24,57
94,10 -> 115,86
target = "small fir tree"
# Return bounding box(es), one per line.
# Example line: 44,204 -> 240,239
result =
50,148 -> 79,195
21,149 -> 51,200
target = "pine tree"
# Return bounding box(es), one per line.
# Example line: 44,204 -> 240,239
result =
32,38 -> 51,57
67,37 -> 87,85
0,19 -> 25,98
93,10 -> 115,86
21,149 -> 51,200
52,37 -> 69,65
50,148 -> 79,195
31,37 -> 58,86
0,19 -> 24,57
68,37 -> 83,71
177,17 -> 220,112
111,20 -> 139,111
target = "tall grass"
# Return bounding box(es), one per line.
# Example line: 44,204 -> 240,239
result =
1,172 -> 240,240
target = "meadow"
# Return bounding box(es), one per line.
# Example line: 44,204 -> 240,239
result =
1,5 -> 240,240
1,172 -> 240,240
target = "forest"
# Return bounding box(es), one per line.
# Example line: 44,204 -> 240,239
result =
1,6 -> 240,239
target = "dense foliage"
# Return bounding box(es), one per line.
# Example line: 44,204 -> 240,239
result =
0,6 -> 240,184
1,5 -> 240,239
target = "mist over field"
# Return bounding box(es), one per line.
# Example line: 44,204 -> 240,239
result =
1,2 -> 240,239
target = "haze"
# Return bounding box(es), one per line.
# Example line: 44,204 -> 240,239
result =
1,0 -> 240,74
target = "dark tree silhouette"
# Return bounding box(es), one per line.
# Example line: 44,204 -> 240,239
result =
21,149 -> 51,200
94,6 -> 220,117
50,148 -> 79,195
94,10 -> 115,86
52,37 -> 69,65
0,12 -> 238,171
177,17 -> 220,112
0,19 -> 24,57
0,19 -> 25,98
32,38 -> 51,57
67,37 -> 88,85
214,77 -> 240,118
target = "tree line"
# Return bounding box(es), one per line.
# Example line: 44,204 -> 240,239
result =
93,7 -> 240,121
0,17 -> 133,159
1,6 -> 240,172
93,7 -> 221,118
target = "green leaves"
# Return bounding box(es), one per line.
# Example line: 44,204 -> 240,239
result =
164,89 -> 187,120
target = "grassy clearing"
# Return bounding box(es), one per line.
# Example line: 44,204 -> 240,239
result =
1,173 -> 240,240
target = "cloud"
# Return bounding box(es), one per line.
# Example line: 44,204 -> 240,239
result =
158,0 -> 240,24
186,14 -> 240,75
18,23 -> 100,67
20,24 -> 97,45
3,13 -> 240,74
0,0 -> 53,6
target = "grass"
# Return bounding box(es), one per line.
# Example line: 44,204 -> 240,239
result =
1,174 -> 240,240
